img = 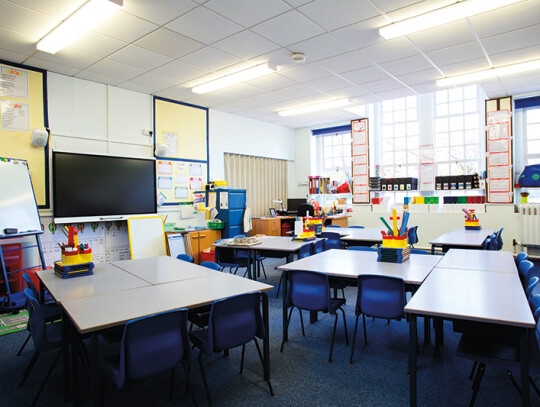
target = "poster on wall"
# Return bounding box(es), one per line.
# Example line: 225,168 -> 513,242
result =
351,118 -> 370,204
156,159 -> 208,205
486,107 -> 513,204
419,144 -> 435,191
0,65 -> 29,99
1,99 -> 29,131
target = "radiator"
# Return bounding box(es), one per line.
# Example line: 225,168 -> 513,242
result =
519,204 -> 540,246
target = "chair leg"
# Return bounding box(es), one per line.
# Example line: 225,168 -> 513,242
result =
469,361 -> 478,380
339,307 -> 348,345
280,307 -> 295,352
31,349 -> 62,407
328,313 -> 339,363
182,361 -> 199,407
363,314 -> 368,346
198,351 -> 212,407
530,376 -> 540,398
169,367 -> 175,401
253,337 -> 274,396
298,308 -> 305,336
275,273 -> 283,298
349,314 -> 360,365
240,344 -> 246,374
17,333 -> 31,356
470,363 -> 486,407
260,261 -> 267,279
505,370 -> 522,395
20,351 -> 41,387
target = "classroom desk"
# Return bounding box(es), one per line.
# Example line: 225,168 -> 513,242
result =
277,249 -> 441,344
249,214 -> 351,236
435,248 -> 516,273
429,228 -> 495,254
339,227 -> 385,247
405,266 -> 535,407
39,258 -> 273,407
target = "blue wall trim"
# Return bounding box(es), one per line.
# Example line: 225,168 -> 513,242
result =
311,124 -> 351,136
515,95 -> 540,110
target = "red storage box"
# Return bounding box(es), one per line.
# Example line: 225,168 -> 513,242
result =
200,248 -> 215,263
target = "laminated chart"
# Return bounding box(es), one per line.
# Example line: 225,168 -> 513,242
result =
351,118 -> 370,203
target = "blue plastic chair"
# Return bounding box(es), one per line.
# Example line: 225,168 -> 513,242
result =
312,239 -> 324,254
408,226 -> 419,247
177,254 -> 194,262
349,226 -> 365,229
348,246 -> 377,252
276,243 -> 313,299
200,261 -> 221,271
518,260 -> 534,285
526,276 -> 539,299
495,227 -> 504,250
410,249 -> 429,255
101,309 -> 196,404
349,275 -> 406,364
321,232 -> 342,250
516,252 -> 528,266
20,289 -> 64,407
280,270 -> 348,363
214,245 -> 248,275
325,225 -> 342,228
190,292 -> 273,405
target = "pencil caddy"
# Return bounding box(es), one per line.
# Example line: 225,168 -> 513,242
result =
381,235 -> 408,249
463,208 -> 480,230
55,225 -> 94,278
61,248 -> 93,265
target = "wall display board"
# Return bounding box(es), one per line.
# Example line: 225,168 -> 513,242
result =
0,61 -> 48,207
486,97 -> 513,204
156,159 -> 208,204
351,118 -> 370,204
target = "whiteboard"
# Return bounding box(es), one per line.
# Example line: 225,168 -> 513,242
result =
127,216 -> 167,259
0,159 -> 43,237
166,233 -> 187,258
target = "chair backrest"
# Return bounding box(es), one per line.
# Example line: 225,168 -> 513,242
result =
312,239 -> 324,254
298,243 -> 313,259
481,236 -> 491,250
321,232 -> 342,250
287,270 -> 330,312
356,275 -> 406,319
297,203 -> 314,217
348,246 -> 377,252
200,261 -> 221,271
488,234 -> 499,250
516,252 -> 528,265
530,292 -> 540,321
118,309 -> 191,387
22,273 -> 40,302
407,226 -> 418,245
214,246 -> 247,268
348,226 -> 365,229
526,276 -> 540,298
519,260 -> 534,284
410,249 -> 429,255
495,227 -> 504,250
207,292 -> 265,353
325,225 -> 342,228
176,254 -> 194,263
23,288 -> 56,353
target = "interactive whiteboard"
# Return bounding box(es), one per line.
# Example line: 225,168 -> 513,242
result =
127,216 -> 167,259
0,158 -> 43,237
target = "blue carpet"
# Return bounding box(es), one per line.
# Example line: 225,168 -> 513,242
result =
0,258 -> 535,406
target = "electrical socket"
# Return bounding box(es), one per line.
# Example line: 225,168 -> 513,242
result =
142,129 -> 153,136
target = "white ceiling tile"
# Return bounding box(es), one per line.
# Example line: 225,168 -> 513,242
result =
243,91 -> 289,106
23,56 -> 81,75
204,0 -> 291,28
359,37 -> 420,64
408,20 -> 476,53
317,51 -> 372,75
341,65 -> 389,85
33,47 -> 101,69
109,45 -> 173,70
427,42 -> 486,67
247,73 -> 297,90
93,10 -> 159,43
374,87 -> 417,101
380,55 -> 435,77
166,7 -> 243,45
499,71 -> 540,89
122,0 -> 197,25
129,71 -> 182,90
409,82 -> 438,95
86,58 -> 146,81
490,45 -> 540,67
213,83 -> 266,100
0,47 -> 28,63
135,28 -> 205,59
0,26 -> 36,55
280,63 -> 332,82
8,0 -> 86,19
383,0 -> 454,23
0,1 -> 58,40
74,70 -> 123,85
274,83 -> 323,98
183,92 -> 233,107
69,31 -> 127,58
369,0 -> 426,14
237,108 -> 268,119
437,57 -> 490,77
324,85 -> 371,99
251,10 -> 324,47
482,24 -> 540,57
116,81 -> 158,95
331,15 -> 387,50
305,75 -> 352,92
361,78 -> 404,93
213,30 -> 280,59
154,86 -> 195,102
282,0 -> 313,7
397,68 -> 441,86
479,81 -> 507,97
470,0 -> 540,39
179,46 -> 241,71
288,33 -> 353,62
256,47 -> 299,68
299,0 -> 379,31
153,59 -> 209,82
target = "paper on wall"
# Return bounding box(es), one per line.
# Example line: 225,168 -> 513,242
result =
158,176 -> 173,189
488,152 -> 509,166
190,163 -> 202,176
163,131 -> 178,156
157,161 -> 172,174
190,177 -> 202,190
175,174 -> 188,184
175,187 -> 188,199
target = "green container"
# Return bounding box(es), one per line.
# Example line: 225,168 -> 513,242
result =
457,196 -> 467,204
208,221 -> 225,230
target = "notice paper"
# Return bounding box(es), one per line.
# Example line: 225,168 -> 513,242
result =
158,176 -> 173,189
488,152 -> 509,166
175,187 -> 188,199
175,173 -> 189,184
189,163 -> 202,176
157,161 -> 172,174
1,99 -> 29,131
190,177 -> 202,190
489,166 -> 510,180
163,131 -> 178,156
0,65 -> 29,99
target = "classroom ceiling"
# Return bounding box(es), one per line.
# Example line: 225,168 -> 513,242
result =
1,0 -> 540,129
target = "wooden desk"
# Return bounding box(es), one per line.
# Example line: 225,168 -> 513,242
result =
435,248 -> 517,273
405,265 -> 535,407
250,214 -> 351,236
429,228 -> 495,254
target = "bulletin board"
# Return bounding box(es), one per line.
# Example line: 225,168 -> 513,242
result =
156,159 -> 208,205
351,118 -> 370,204
0,60 -> 48,207
485,97 -> 513,204
153,97 -> 208,161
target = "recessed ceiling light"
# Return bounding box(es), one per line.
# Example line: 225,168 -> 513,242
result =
278,99 -> 353,117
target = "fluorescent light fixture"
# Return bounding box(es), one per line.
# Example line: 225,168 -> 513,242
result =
345,105 -> 367,116
437,59 -> 540,87
379,0 -> 522,39
37,0 -> 122,54
278,99 -> 352,117
192,63 -> 276,94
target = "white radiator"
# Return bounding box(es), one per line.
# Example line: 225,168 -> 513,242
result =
519,204 -> 540,246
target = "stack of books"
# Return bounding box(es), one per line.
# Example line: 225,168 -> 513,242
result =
377,246 -> 410,263
54,261 -> 94,279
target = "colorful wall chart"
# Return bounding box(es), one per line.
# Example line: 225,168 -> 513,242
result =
156,159 -> 208,204
351,118 -> 370,204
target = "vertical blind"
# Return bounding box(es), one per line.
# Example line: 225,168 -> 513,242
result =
224,153 -> 288,217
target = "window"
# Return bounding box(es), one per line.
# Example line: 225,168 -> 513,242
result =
320,131 -> 351,175
434,85 -> 484,176
522,107 -> 540,165
380,96 -> 419,178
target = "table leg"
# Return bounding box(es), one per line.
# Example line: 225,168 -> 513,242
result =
431,245 -> 435,255
91,334 -> 102,407
262,293 -> 270,381
409,314 -> 417,407
520,328 -> 530,407
62,310 -> 71,403
247,250 -> 252,280
424,317 -> 430,345
434,318 -> 444,349
282,270 -> 288,342
310,311 -> 318,323
71,326 -> 79,407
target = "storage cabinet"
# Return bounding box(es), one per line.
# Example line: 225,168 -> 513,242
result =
207,189 -> 246,238
186,229 -> 221,264
251,218 -> 282,236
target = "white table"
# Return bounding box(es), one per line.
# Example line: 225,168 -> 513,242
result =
435,248 -> 517,273
339,227 -> 385,247
429,228 -> 495,254
405,266 -> 535,406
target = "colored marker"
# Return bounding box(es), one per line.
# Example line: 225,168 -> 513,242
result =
379,217 -> 393,235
